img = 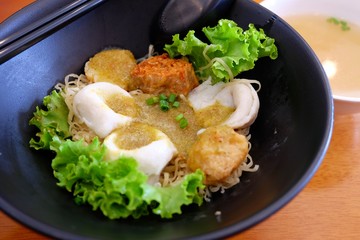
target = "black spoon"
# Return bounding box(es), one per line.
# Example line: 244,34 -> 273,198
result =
151,0 -> 235,52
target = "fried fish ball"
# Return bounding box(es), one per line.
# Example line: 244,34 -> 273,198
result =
84,49 -> 137,90
188,125 -> 249,185
130,53 -> 199,95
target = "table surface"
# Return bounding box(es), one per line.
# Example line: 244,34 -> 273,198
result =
1,1 -> 360,239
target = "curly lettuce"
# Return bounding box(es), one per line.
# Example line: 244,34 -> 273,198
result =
29,90 -> 70,150
29,91 -> 205,219
164,19 -> 278,84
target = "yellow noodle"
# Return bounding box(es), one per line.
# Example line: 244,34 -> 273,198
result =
57,73 -> 259,201
202,135 -> 259,201
56,74 -> 96,143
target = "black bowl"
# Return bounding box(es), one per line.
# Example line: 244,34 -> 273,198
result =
0,0 -> 333,239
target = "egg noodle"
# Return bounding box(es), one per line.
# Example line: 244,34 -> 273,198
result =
136,44 -> 158,63
55,74 -> 97,143
203,135 -> 258,201
55,73 -> 259,201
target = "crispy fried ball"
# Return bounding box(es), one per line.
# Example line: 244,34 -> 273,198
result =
188,125 -> 249,185
84,49 -> 137,90
130,53 -> 199,95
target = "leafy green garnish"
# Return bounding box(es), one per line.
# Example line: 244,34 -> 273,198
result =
164,19 -> 278,84
29,90 -> 205,219
29,90 -> 70,150
50,136 -> 204,219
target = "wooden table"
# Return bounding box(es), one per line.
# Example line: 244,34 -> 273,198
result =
1,1 -> 360,239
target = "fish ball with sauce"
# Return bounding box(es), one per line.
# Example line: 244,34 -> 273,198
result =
188,125 -> 249,185
84,49 -> 137,90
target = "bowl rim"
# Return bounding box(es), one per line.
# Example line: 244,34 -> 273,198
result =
334,95 -> 360,102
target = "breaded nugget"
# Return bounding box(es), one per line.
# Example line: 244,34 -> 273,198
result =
188,125 -> 249,185
130,54 -> 199,95
84,49 -> 136,90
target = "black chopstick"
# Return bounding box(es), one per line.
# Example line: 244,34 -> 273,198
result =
0,0 -> 107,64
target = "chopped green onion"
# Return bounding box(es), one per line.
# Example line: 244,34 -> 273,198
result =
341,21 -> 350,31
146,93 -> 181,111
146,97 -> 154,105
327,17 -> 340,24
159,93 -> 168,101
172,101 -> 180,108
179,118 -> 188,129
175,113 -> 188,129
146,96 -> 159,105
327,17 -> 351,31
168,93 -> 177,103
175,113 -> 184,121
159,100 -> 170,111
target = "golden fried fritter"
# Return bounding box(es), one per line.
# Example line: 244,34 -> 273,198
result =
84,49 -> 137,90
188,125 -> 249,185
130,54 -> 199,95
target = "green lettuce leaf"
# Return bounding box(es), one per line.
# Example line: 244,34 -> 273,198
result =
142,169 -> 204,218
50,137 -> 205,219
29,90 -> 70,150
164,19 -> 278,84
29,90 -> 205,219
